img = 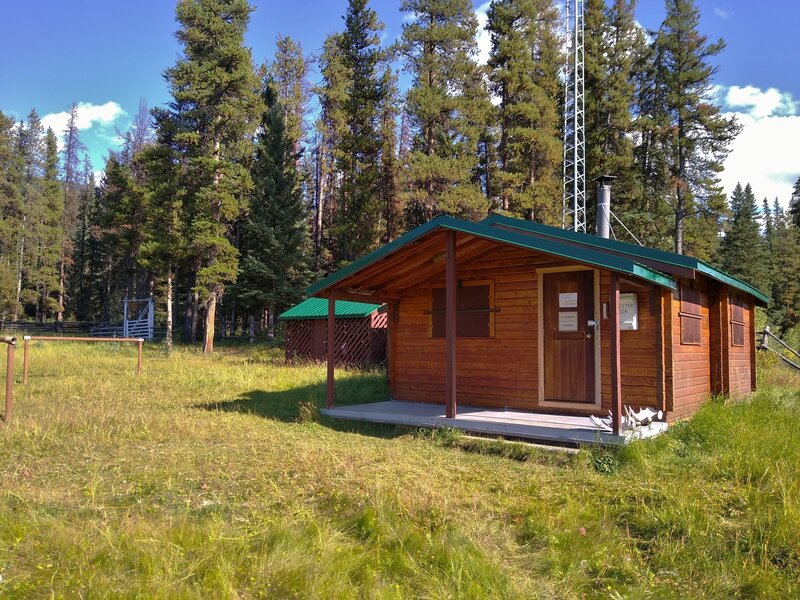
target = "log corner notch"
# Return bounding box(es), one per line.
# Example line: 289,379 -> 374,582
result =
445,230 -> 457,419
609,274 -> 623,435
326,295 -> 335,409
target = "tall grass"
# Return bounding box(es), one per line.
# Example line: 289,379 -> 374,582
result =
0,341 -> 798,598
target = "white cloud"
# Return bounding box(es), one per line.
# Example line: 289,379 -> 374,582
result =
723,85 -> 797,119
714,8 -> 732,19
41,101 -> 127,142
714,85 -> 800,207
475,1 -> 491,66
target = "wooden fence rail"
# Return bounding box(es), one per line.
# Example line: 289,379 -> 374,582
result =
22,336 -> 144,384
758,327 -> 800,371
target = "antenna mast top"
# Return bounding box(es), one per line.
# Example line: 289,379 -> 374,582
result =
562,0 -> 586,232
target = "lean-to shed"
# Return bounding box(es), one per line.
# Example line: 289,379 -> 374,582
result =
304,214 -> 768,438
279,298 -> 387,367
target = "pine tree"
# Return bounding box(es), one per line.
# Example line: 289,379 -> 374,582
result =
487,0 -> 562,222
651,0 -> 740,257
165,0 -> 261,353
584,0 -> 646,236
138,108 -> 186,351
14,110 -> 47,318
28,128 -> 64,321
0,111 -> 24,316
379,67 -> 401,242
768,201 -> 800,333
790,175 -> 800,228
233,84 -> 312,323
58,102 -> 86,322
313,33 -> 349,269
399,0 -> 491,226
269,35 -> 311,155
335,0 -> 388,261
717,183 -> 768,291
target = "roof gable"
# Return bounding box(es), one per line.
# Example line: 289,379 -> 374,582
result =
306,215 -> 676,298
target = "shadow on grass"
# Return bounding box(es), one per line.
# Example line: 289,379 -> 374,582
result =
196,370 -> 413,440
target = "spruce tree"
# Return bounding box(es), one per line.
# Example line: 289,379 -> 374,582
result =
233,84 -> 312,323
584,0 -> 646,236
717,183 -> 768,291
335,0 -> 388,261
268,35 -> 311,156
651,0 -> 739,257
138,108 -> 186,351
399,0 -> 491,226
165,0 -> 261,353
790,175 -> 800,228
313,33 -> 349,268
768,201 -> 800,333
0,111 -> 24,316
58,102 -> 86,322
487,0 -> 562,223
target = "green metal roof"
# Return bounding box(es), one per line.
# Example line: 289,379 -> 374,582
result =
306,214 -> 677,297
278,298 -> 382,320
482,214 -> 770,305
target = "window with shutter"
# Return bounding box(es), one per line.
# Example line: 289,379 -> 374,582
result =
431,281 -> 494,338
680,285 -> 702,345
730,294 -> 746,347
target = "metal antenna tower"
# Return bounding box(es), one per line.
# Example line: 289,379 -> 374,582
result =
562,0 -> 586,232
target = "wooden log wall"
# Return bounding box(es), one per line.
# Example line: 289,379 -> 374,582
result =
669,278 -> 711,420
389,244 -> 660,413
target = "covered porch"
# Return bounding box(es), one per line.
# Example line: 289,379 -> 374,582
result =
308,216 -> 676,443
322,400 -> 668,445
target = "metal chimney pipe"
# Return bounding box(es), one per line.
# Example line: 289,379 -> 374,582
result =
595,175 -> 616,239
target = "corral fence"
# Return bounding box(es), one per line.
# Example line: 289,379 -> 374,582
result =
758,326 -> 800,371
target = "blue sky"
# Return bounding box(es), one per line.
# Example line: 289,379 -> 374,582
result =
1,0 -> 798,205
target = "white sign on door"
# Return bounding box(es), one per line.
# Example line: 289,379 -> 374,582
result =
620,293 -> 638,331
558,311 -> 579,332
559,292 -> 578,308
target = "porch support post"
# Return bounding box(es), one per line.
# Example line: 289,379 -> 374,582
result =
445,230 -> 457,419
610,273 -> 623,435
327,295 -> 335,409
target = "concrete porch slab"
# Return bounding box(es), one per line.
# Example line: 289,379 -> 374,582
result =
321,400 -> 668,446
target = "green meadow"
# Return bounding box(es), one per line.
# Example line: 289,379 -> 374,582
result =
0,340 -> 798,598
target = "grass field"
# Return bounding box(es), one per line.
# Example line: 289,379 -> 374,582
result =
0,340 -> 798,598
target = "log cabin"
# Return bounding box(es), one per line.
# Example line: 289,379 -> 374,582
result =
306,214 -> 768,442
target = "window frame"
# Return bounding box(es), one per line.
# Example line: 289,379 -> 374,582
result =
730,294 -> 746,347
430,279 -> 495,339
679,284 -> 703,346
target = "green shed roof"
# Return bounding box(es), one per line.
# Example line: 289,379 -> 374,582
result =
278,298 -> 382,320
306,214 -> 677,297
482,214 -> 770,305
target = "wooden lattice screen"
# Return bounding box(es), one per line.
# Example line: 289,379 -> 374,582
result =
285,312 -> 387,367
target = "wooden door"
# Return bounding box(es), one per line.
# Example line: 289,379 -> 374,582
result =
542,271 -> 596,403
311,320 -> 326,359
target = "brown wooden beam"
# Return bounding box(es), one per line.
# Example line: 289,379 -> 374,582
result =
445,230 -> 457,418
326,296 -> 335,409
317,290 -> 399,304
610,273 -> 623,435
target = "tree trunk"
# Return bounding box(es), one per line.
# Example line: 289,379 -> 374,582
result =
190,289 -> 199,343
165,266 -> 174,353
203,291 -> 217,354
183,287 -> 193,343
57,255 -> 65,324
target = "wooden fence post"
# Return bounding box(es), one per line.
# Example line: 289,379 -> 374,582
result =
23,336 -> 29,384
4,338 -> 16,422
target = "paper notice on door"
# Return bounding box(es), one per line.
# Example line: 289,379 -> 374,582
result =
559,292 -> 578,308
558,311 -> 578,331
